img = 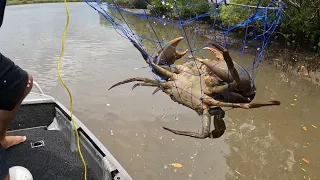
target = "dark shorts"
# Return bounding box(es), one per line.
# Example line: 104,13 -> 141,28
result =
0,145 -> 8,180
0,53 -> 29,111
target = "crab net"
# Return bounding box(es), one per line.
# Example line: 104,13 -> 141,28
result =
84,0 -> 285,101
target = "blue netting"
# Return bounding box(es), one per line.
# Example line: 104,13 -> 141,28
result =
84,0 -> 285,105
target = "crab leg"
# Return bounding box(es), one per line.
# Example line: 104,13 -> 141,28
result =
204,81 -> 238,95
108,77 -> 171,90
159,65 -> 181,74
152,87 -> 162,95
149,61 -> 176,79
202,95 -> 280,109
132,83 -> 158,90
243,101 -> 282,109
208,107 -> 226,139
220,91 -> 252,103
162,108 -> 212,139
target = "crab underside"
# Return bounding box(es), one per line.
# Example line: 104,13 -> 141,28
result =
109,37 -> 281,139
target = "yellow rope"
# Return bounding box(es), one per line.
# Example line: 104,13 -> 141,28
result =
57,1 -> 87,179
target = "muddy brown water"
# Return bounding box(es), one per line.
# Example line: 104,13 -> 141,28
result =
0,3 -> 319,180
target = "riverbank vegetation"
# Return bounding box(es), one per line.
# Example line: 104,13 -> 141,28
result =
105,0 -> 320,82
106,0 -> 319,55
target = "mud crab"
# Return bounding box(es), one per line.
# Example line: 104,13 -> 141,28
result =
109,37 -> 280,139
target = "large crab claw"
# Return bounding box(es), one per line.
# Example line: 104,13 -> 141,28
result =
197,42 -> 256,103
155,37 -> 188,65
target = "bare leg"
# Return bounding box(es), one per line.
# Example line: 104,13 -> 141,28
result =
0,73 -> 33,149
4,174 -> 9,180
162,108 -> 212,139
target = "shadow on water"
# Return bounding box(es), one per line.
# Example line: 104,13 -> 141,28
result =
1,2 -> 319,180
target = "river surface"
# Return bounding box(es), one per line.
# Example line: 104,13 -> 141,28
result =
1,2 -> 319,180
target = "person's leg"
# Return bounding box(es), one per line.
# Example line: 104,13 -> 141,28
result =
0,72 -> 33,180
0,72 -> 33,149
3,174 -> 9,180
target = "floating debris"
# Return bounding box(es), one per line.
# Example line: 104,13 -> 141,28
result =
301,167 -> 306,172
302,158 -> 309,164
312,125 -> 317,128
171,139 -> 175,141
107,103 -> 110,107
302,126 -> 307,131
294,99 -> 297,101
235,170 -> 242,176
231,129 -> 237,132
291,103 -> 295,107
170,163 -> 183,168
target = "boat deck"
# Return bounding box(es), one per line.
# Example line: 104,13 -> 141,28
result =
7,127 -> 97,180
6,92 -> 98,180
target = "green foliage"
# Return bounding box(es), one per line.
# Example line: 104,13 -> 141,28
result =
131,0 -> 148,9
148,1 -> 174,17
147,0 -> 211,20
104,0 -> 128,5
277,0 -> 320,51
216,0 -> 251,27
146,0 -> 319,52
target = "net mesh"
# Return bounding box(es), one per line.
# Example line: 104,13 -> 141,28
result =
84,0 -> 285,105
